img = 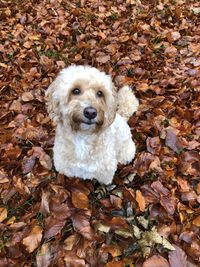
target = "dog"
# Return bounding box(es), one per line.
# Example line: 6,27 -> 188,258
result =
46,65 -> 139,184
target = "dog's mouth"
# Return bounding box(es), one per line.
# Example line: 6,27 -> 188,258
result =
81,120 -> 97,125
71,115 -> 104,132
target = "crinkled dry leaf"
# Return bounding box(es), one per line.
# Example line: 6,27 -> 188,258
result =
138,228 -> 174,257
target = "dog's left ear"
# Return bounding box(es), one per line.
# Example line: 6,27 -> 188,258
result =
45,78 -> 61,123
104,83 -> 117,128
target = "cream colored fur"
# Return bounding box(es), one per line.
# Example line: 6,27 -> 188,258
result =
46,65 -> 139,184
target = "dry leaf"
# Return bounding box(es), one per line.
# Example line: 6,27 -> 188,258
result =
143,255 -> 169,267
36,243 -> 53,267
136,190 -> 146,212
22,225 -> 43,253
71,192 -> 89,210
21,92 -> 34,102
0,207 -> 7,223
168,245 -> 187,267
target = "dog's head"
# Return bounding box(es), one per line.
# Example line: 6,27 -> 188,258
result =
46,65 -> 117,134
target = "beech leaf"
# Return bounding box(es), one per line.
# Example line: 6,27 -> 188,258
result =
22,225 -> 43,253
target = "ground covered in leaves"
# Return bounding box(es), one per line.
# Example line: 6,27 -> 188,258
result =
0,0 -> 200,266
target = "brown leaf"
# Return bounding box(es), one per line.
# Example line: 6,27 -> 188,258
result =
133,152 -> 162,176
64,251 -> 85,267
0,207 -> 7,223
40,189 -> 50,215
137,83 -> 149,92
151,181 -> 169,196
167,31 -> 181,42
22,225 -> 43,253
192,215 -> 200,227
143,255 -> 169,267
164,46 -> 177,57
177,177 -> 190,193
160,196 -> 176,215
146,137 -> 161,155
0,170 -> 9,184
36,243 -> 53,267
165,127 -> 183,152
110,195 -> 122,209
21,92 -> 34,102
136,190 -> 146,212
96,55 -> 110,64
64,233 -> 80,251
44,217 -> 65,239
71,192 -> 89,210
72,213 -> 94,240
104,244 -> 122,257
39,153 -> 52,170
22,155 -> 36,174
168,245 -> 187,267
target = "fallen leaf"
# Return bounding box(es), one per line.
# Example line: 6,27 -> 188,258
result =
72,213 -> 94,240
71,192 -> 89,210
165,127 -> 183,153
21,92 -> 34,102
143,255 -> 169,267
44,218 -> 65,239
22,156 -> 36,174
36,243 -> 53,267
0,207 -> 7,223
136,190 -> 146,212
192,216 -> 200,227
96,55 -> 110,64
167,31 -> 181,42
64,251 -> 85,267
146,137 -> 161,155
39,153 -> 52,170
40,189 -> 50,215
168,245 -> 187,267
22,225 -> 43,253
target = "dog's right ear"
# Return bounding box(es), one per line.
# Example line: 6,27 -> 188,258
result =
45,79 -> 61,123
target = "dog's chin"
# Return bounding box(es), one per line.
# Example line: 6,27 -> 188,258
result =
71,118 -> 104,133
80,122 -> 97,131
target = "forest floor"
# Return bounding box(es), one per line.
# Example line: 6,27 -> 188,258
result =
0,0 -> 200,266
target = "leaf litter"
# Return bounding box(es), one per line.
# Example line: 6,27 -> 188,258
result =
0,0 -> 200,266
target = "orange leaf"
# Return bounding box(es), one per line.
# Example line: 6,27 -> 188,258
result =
72,192 -> 89,210
192,215 -> 200,227
0,207 -> 7,223
22,225 -> 43,253
136,190 -> 146,212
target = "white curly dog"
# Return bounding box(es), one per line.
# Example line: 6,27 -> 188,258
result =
46,65 -> 139,184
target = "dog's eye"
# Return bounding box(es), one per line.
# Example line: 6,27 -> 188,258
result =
96,90 -> 103,97
72,88 -> 81,95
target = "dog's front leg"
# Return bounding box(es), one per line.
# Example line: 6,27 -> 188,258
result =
118,137 -> 136,165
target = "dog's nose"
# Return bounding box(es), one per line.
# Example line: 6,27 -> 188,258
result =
83,107 -> 97,120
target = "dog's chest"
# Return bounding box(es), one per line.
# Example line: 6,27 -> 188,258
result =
72,133 -> 115,161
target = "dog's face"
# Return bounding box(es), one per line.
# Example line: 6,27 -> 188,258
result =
46,66 -> 117,134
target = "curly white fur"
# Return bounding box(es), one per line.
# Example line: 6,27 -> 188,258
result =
46,65 -> 139,184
